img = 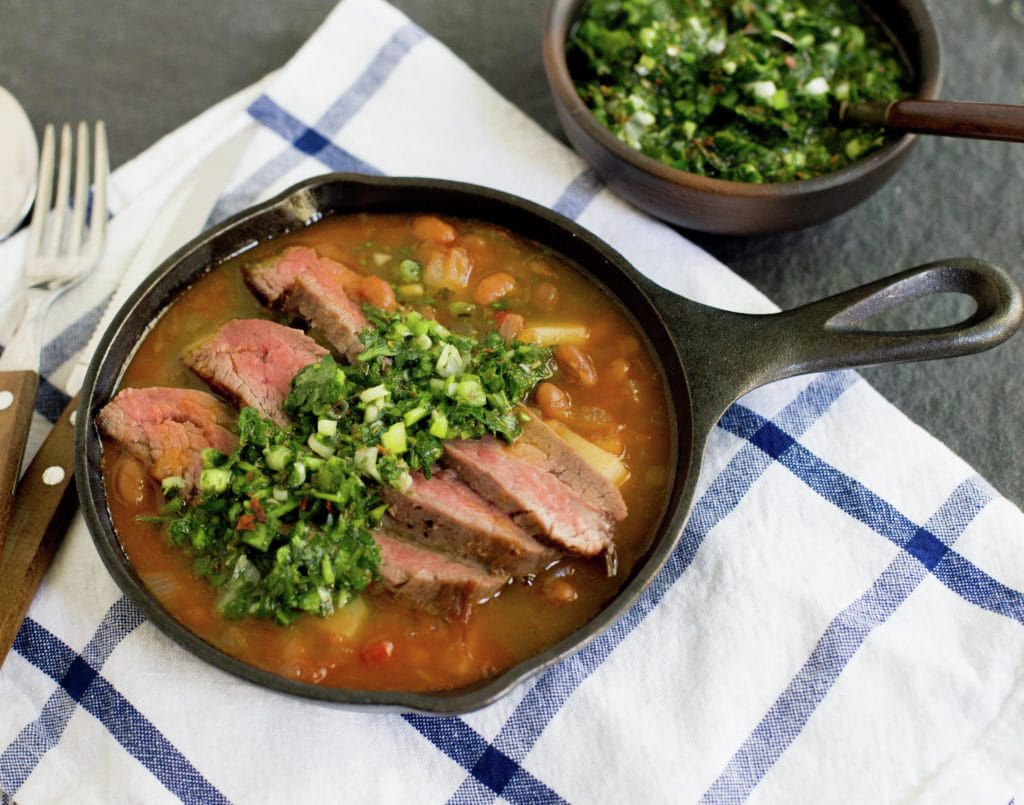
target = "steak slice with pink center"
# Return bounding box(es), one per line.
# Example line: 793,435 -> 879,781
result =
288,264 -> 368,361
511,407 -> 627,522
182,319 -> 326,426
443,436 -> 615,563
383,469 -> 558,576
372,531 -> 507,622
244,246 -> 368,360
97,387 -> 238,495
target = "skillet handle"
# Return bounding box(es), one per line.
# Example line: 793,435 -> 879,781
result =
655,258 -> 1023,434
765,257 -> 1022,374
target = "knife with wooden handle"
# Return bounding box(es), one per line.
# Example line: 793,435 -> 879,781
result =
0,127 -> 253,665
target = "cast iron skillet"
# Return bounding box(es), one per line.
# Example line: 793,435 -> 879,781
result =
77,174 -> 1023,714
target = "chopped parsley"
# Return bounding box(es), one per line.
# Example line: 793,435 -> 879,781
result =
151,307 -> 553,625
568,0 -> 912,183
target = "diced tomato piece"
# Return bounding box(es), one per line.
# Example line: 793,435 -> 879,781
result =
235,513 -> 256,532
250,496 -> 266,523
360,639 -> 394,666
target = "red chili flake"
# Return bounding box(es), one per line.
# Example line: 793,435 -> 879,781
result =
326,501 -> 336,514
784,55 -> 797,69
250,497 -> 267,523
360,639 -> 394,666
299,498 -> 309,512
235,513 -> 256,532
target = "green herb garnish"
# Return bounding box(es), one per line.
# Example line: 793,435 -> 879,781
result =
150,307 -> 554,625
569,0 -> 911,183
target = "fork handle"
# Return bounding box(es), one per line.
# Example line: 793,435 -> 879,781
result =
0,370 -> 39,554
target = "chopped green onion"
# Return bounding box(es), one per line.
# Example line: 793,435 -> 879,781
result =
287,462 -> 307,487
381,422 -> 408,455
317,418 -> 338,437
161,476 -> 186,495
199,467 -> 231,496
201,448 -> 225,469
435,343 -> 464,378
403,405 -> 429,427
449,301 -> 477,317
263,445 -> 292,472
307,434 -> 335,459
359,384 -> 390,404
406,311 -> 431,337
354,446 -> 381,481
397,258 -> 422,282
429,409 -> 449,438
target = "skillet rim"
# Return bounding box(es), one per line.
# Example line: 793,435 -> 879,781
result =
75,172 -> 704,714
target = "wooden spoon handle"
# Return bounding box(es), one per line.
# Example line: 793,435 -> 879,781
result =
0,393 -> 78,667
841,99 -> 1024,143
0,370 -> 39,554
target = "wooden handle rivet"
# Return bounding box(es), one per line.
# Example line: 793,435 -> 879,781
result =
0,391 -> 13,411
69,410 -> 77,427
42,466 -> 65,486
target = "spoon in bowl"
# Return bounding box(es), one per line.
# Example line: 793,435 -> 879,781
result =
0,85 -> 39,242
838,98 -> 1024,143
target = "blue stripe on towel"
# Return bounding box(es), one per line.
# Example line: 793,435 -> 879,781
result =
210,22 -> 426,222
718,412 -> 1024,626
402,715 -> 565,804
3,609 -> 229,804
39,296 -> 110,376
551,169 -> 602,220
701,475 -> 995,803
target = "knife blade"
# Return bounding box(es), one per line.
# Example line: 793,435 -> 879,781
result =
0,126 -> 254,665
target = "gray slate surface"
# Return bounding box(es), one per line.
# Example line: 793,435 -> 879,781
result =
3,0 -> 1022,502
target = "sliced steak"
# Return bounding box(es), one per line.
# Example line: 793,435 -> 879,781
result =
383,469 -> 557,576
97,387 -> 238,495
245,247 -> 359,305
182,319 -> 326,426
371,531 -> 506,622
511,407 -> 627,522
288,264 -> 368,361
244,246 -> 368,360
443,437 -> 615,564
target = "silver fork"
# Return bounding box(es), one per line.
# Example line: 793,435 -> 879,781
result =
0,121 -> 109,552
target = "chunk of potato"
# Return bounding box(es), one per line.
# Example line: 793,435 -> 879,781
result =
545,419 -> 630,487
518,324 -> 590,347
323,594 -> 371,640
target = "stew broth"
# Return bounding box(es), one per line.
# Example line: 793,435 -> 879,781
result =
103,213 -> 673,691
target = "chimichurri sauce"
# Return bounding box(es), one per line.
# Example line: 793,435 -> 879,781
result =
568,0 -> 912,183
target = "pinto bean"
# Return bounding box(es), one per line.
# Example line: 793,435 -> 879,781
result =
412,215 -> 456,244
495,311 -> 525,342
544,578 -> 578,605
555,344 -> 598,387
534,382 -> 572,421
534,281 -> 559,310
359,275 -> 396,311
461,233 -> 494,271
114,458 -> 148,507
473,272 -> 517,306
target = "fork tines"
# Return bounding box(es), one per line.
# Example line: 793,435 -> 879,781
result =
26,121 -> 109,266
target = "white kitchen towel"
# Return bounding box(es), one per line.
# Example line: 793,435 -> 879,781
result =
2,0 -> 1023,802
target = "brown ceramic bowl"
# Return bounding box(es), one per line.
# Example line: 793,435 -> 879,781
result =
543,0 -> 944,234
